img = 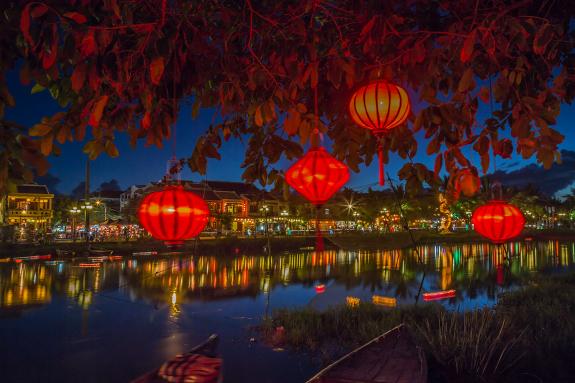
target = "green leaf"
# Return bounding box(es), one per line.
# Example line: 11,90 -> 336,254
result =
31,83 -> 45,94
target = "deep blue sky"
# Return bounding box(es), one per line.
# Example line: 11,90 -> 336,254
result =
5,68 -> 575,196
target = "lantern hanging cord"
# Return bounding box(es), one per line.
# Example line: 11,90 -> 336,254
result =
489,75 -> 496,174
315,204 -> 324,252
377,136 -> 384,186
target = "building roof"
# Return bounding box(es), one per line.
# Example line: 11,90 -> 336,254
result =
214,190 -> 243,200
16,184 -> 51,195
185,187 -> 221,201
203,181 -> 260,195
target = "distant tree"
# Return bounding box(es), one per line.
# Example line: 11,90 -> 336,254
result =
70,181 -> 86,199
97,179 -> 121,192
35,172 -> 61,194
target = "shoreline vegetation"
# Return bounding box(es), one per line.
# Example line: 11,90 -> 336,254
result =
2,229 -> 575,257
259,273 -> 575,383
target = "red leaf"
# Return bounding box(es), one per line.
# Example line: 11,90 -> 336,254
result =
150,57 -> 165,85
71,63 -> 86,92
88,64 -> 101,91
80,30 -> 97,57
360,16 -> 376,39
20,5 -> 33,46
89,95 -> 109,127
42,25 -> 58,69
63,12 -> 87,24
460,30 -> 476,63
31,4 -> 49,18
142,112 -> 151,130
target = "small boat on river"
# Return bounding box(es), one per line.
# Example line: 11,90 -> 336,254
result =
89,248 -> 113,256
306,324 -> 427,383
131,334 -> 222,383
56,249 -> 75,257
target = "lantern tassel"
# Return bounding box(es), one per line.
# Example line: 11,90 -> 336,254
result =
378,142 -> 384,186
315,206 -> 324,252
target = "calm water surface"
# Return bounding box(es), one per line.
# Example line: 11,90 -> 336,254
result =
1,240 -> 574,382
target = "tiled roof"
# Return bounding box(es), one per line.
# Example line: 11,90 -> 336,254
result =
214,190 -> 243,200
203,181 -> 260,195
16,184 -> 51,194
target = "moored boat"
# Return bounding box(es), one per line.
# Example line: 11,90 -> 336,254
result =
133,251 -> 158,256
89,248 -> 113,256
56,249 -> 75,257
306,325 -> 427,383
131,334 -> 222,383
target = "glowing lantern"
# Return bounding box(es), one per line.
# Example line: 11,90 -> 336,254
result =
315,284 -> 326,294
138,185 -> 210,246
455,168 -> 480,197
286,147 -> 349,252
423,289 -> 456,302
349,81 -> 410,185
471,201 -> 525,244
285,147 -> 349,206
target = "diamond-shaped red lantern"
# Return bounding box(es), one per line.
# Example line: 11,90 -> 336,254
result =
285,147 -> 349,206
138,185 -> 210,246
471,200 -> 525,244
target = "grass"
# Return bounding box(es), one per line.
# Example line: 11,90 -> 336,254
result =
260,273 -> 575,382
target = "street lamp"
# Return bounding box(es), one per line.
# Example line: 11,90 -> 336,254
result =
69,207 -> 80,242
81,202 -> 93,243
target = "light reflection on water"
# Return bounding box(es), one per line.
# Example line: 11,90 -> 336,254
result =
0,240 -> 574,382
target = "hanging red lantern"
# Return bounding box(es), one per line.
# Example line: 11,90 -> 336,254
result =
285,147 -> 349,206
138,185 -> 210,246
349,81 -> 410,185
286,147 -> 349,251
455,168 -> 481,198
471,200 -> 525,244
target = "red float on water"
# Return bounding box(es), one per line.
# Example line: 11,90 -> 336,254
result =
423,289 -> 456,301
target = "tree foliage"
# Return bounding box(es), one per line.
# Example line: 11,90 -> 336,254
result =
1,0 -> 574,197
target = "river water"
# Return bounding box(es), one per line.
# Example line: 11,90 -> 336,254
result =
1,240 -> 574,382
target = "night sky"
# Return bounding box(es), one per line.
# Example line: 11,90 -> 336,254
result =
5,68 -> 575,196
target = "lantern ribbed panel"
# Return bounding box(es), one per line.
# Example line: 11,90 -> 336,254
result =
285,147 -> 349,206
471,200 -> 525,244
138,186 -> 210,245
349,81 -> 410,134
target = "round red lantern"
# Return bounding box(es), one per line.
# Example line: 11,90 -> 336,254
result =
471,201 -> 525,244
285,147 -> 349,206
349,81 -> 410,185
455,168 -> 480,198
138,185 -> 210,246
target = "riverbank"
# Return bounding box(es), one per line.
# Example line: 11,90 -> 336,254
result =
259,272 -> 575,382
1,229 -> 575,257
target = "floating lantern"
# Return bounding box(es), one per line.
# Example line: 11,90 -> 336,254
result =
315,284 -> 326,294
423,289 -> 456,301
471,200 -> 525,244
138,185 -> 210,246
372,295 -> 397,307
349,81 -> 410,185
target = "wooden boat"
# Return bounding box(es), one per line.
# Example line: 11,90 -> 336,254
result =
133,251 -> 158,256
306,325 -> 427,383
56,249 -> 75,257
131,334 -> 222,383
89,248 -> 113,256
